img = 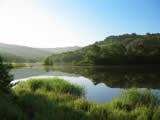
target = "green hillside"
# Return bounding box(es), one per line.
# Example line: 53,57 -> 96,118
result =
44,33 -> 160,65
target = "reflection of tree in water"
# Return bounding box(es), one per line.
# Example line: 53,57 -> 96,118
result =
43,66 -> 160,89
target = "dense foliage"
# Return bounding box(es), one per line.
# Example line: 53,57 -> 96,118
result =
45,33 -> 160,65
0,56 -> 13,91
42,57 -> 53,65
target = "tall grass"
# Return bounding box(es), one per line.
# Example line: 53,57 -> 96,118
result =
110,88 -> 159,110
15,78 -> 85,96
1,78 -> 160,120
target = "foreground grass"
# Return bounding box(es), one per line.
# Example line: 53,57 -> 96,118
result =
1,78 -> 160,120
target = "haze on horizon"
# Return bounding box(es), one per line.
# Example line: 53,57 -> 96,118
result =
0,0 -> 159,48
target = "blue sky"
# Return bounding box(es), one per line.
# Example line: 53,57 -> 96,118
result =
0,0 -> 159,48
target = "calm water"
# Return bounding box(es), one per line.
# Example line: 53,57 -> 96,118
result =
10,66 -> 160,103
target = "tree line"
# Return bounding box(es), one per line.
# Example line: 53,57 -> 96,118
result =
43,33 -> 160,65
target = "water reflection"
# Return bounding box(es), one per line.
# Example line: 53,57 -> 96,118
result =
44,66 -> 160,89
11,65 -> 160,103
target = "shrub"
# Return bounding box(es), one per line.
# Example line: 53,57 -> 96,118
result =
0,56 -> 13,92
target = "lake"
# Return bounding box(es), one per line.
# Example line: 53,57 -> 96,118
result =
10,65 -> 160,103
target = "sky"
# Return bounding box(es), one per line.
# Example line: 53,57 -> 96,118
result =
0,0 -> 159,48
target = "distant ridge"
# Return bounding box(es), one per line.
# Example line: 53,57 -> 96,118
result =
0,42 -> 51,58
0,42 -> 81,58
39,46 -> 81,54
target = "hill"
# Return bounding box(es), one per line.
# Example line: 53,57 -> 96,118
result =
0,43 -> 81,62
39,46 -> 81,54
44,33 -> 160,65
0,43 -> 52,58
0,52 -> 41,63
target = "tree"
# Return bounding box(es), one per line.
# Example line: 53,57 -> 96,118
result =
146,32 -> 151,36
84,44 -> 101,65
42,57 -> 53,65
0,56 -> 13,92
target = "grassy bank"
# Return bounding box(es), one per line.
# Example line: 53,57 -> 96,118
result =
1,78 -> 160,120
10,62 -> 42,68
10,62 -> 26,68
